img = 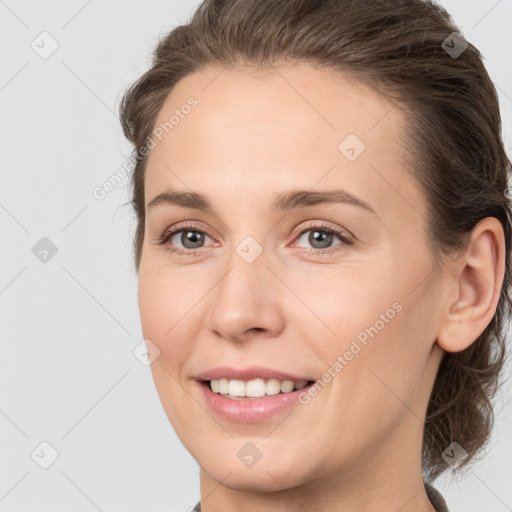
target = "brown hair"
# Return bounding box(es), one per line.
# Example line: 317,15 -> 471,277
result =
119,0 -> 512,483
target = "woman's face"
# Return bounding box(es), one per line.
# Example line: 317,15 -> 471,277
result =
138,64 -> 446,493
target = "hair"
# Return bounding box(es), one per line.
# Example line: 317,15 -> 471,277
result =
119,0 -> 512,483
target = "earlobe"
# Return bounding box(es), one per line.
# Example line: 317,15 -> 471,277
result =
436,217 -> 506,354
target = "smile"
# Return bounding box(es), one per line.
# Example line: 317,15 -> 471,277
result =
209,377 -> 312,399
197,379 -> 317,423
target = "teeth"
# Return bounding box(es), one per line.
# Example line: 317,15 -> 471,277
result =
228,379 -> 246,397
208,378 -> 310,398
211,379 -> 220,393
280,380 -> 295,393
219,378 -> 229,394
246,378 -> 266,397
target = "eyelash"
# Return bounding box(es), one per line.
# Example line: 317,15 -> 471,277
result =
156,221 -> 354,256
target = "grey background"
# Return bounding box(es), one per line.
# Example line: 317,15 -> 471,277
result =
1,1 -> 511,510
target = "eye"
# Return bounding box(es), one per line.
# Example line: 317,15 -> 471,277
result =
156,220 -> 354,256
156,221 -> 214,255
290,222 -> 354,254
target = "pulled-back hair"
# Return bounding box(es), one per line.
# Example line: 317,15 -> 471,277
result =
119,0 -> 512,483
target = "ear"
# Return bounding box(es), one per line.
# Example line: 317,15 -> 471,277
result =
436,217 -> 506,353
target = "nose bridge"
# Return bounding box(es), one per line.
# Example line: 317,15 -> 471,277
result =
205,238 -> 282,341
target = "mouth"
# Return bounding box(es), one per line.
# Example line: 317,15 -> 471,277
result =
200,378 -> 316,400
197,377 -> 317,423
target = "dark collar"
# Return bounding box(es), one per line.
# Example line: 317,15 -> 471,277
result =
192,481 -> 450,511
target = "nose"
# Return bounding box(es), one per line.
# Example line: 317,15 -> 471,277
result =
204,250 -> 285,343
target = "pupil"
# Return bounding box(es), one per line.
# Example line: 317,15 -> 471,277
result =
183,230 -> 204,248
310,230 -> 332,249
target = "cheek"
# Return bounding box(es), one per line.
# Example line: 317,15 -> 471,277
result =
137,265 -> 204,367
344,302 -> 434,455
333,291 -> 435,430
289,266 -> 401,354
137,267 -> 208,434
301,262 -> 435,406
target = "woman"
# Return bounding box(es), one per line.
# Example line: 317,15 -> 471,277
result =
119,0 -> 512,510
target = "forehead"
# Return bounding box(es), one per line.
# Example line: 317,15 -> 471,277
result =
145,63 -> 426,223
151,63 -> 404,149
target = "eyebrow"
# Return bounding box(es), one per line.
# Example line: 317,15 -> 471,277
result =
146,188 -> 377,215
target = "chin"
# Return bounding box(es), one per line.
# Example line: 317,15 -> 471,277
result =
196,448 -> 315,492
208,466 -> 308,492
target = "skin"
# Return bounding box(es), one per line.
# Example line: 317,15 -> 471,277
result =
137,63 -> 505,512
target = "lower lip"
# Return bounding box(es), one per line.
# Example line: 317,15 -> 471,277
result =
197,381 -> 314,423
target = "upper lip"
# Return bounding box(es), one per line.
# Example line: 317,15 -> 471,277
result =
196,366 -> 314,382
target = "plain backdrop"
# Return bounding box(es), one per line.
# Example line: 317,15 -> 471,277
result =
1,1 -> 511,511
